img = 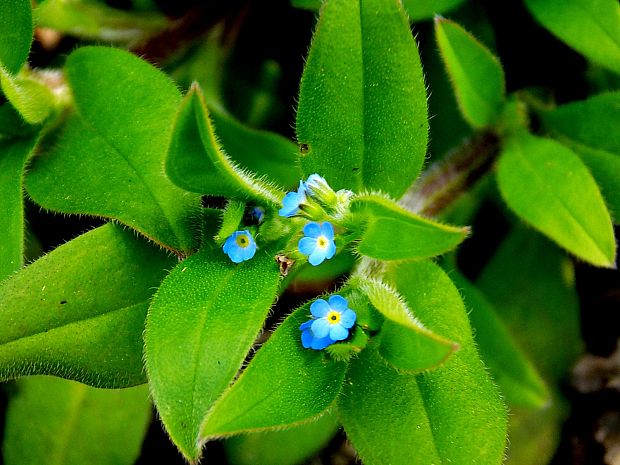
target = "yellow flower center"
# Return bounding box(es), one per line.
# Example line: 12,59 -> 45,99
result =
327,310 -> 341,325
236,234 -> 249,248
316,235 -> 329,249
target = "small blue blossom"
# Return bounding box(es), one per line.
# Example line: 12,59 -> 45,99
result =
298,221 -> 336,266
222,230 -> 257,263
251,206 -> 265,223
279,180 -> 307,217
300,295 -> 357,350
304,173 -> 337,205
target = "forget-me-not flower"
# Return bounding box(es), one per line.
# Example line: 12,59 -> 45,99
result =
279,180 -> 307,217
251,206 -> 265,223
222,230 -> 257,263
298,221 -> 336,266
300,295 -> 357,350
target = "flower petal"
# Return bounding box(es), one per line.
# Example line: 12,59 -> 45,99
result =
299,320 -> 313,331
328,295 -> 348,312
311,318 -> 330,338
311,335 -> 334,350
321,221 -> 335,239
329,324 -> 348,341
227,248 -> 245,263
308,248 -> 327,266
301,329 -> 313,348
310,299 -> 330,317
340,309 -> 357,328
303,221 -> 322,238
298,237 -> 317,255
325,240 -> 336,259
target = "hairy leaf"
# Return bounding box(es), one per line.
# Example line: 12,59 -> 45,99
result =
0,0 -> 32,74
340,260 -> 507,465
145,244 -> 280,461
0,133 -> 38,281
0,67 -> 54,124
477,227 -> 583,463
166,84 -> 282,205
451,272 -> 550,409
435,17 -> 505,128
352,275 -> 458,372
404,0 -> 467,21
351,193 -> 469,260
222,405 -> 339,465
0,224 -> 175,387
497,133 -> 616,267
25,46 -> 201,253
200,303 -> 346,439
524,0 -> 620,74
296,0 -> 428,198
3,377 -> 150,465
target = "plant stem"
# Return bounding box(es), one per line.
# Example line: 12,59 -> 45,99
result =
401,131 -> 500,217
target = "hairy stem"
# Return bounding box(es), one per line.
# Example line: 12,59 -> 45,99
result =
401,132 -> 501,217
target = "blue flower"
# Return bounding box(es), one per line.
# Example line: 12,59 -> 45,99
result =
279,180 -> 307,217
298,221 -> 336,266
251,206 -> 265,223
300,295 -> 357,350
222,230 -> 257,263
305,173 -> 337,205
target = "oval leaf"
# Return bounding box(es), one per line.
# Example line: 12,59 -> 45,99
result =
524,0 -> 620,75
352,275 -> 458,372
200,304 -> 347,440
0,67 -> 54,124
351,193 -> 469,260
0,224 -> 175,387
0,133 -> 38,280
223,413 -> 339,465
497,133 -> 616,267
144,244 -> 280,461
340,260 -> 507,465
0,0 -> 32,74
3,377 -> 150,465
451,272 -> 550,409
296,0 -> 428,198
25,46 -> 201,254
166,84 -> 282,205
210,108 -> 301,189
434,17 -> 506,128
542,91 -> 620,155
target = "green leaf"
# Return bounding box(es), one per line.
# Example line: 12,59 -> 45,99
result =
144,244 -> 280,461
350,193 -> 469,260
450,272 -> 550,409
3,377 -> 150,465
476,227 -> 583,463
497,132 -> 616,267
0,133 -> 38,281
540,92 -> 620,220
524,0 -> 620,75
201,303 -> 347,440
34,0 -> 168,43
570,144 -> 620,220
223,413 -> 339,465
403,0 -> 467,22
210,108 -> 301,189
0,66 -> 54,124
434,17 -> 505,128
340,260 -> 507,465
542,92 -> 620,155
0,224 -> 175,388
166,84 -> 282,205
0,0 -> 32,74
296,0 -> 428,198
25,46 -> 201,254
351,274 -> 458,372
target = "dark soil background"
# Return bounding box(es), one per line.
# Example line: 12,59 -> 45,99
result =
1,0 -> 618,464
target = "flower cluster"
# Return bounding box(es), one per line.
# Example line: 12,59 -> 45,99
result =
300,295 -> 357,350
